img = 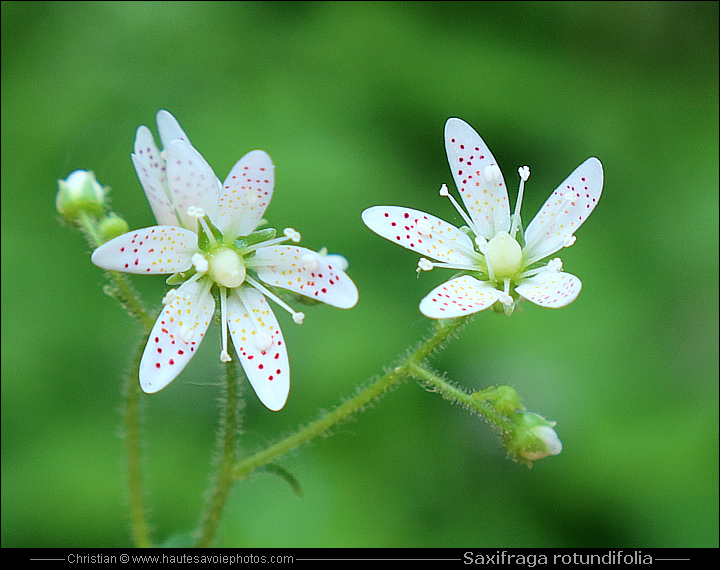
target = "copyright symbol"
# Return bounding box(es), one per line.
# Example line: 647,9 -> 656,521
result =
120,554 -> 129,563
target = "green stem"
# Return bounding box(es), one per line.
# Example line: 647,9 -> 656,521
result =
195,357 -> 240,547
78,212 -> 154,331
125,339 -> 151,548
233,316 -> 469,481
77,212 -> 154,545
405,361 -> 513,432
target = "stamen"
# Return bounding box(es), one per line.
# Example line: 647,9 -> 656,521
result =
240,228 -> 303,257
519,257 -> 563,279
219,286 -> 232,362
161,289 -> 177,305
254,331 -> 274,351
283,228 -> 301,242
191,252 -> 209,274
546,257 -> 563,272
510,166 -> 530,238
301,253 -> 319,271
245,275 -> 306,325
417,258 -> 434,272
187,206 -> 205,218
484,164 -> 502,182
438,184 -> 482,239
563,235 -> 576,247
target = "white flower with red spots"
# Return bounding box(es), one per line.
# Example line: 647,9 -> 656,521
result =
362,118 -> 602,318
92,111 -> 358,410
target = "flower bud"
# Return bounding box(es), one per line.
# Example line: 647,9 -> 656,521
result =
520,425 -> 563,461
504,411 -> 563,466
56,170 -> 107,221
98,213 -> 130,242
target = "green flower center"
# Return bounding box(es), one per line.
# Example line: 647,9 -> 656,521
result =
486,231 -> 522,280
209,247 -> 246,288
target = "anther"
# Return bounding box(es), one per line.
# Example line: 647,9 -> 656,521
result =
563,235 -> 577,248
179,325 -> 195,342
292,312 -> 305,325
417,258 -> 434,272
162,289 -> 177,305
564,191 -> 578,203
301,253 -> 319,271
518,166 -> 530,181
191,252 -> 209,273
254,332 -> 274,352
438,184 -> 482,239
220,349 -> 232,362
484,164 -> 502,182
186,206 -> 206,218
498,292 -> 514,306
283,228 -> 302,242
416,219 -> 433,236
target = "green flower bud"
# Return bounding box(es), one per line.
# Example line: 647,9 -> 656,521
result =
56,170 -> 107,221
97,213 -> 130,242
504,411 -> 562,465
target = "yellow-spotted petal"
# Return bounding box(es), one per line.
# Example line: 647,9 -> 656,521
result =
419,275 -> 501,318
140,279 -> 215,393
515,271 -> 582,308
249,245 -> 359,309
91,226 -> 197,274
227,287 -> 290,411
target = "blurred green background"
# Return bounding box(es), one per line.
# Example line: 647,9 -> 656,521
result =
2,1 -> 717,549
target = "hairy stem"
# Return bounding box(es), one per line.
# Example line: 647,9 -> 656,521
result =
125,340 -> 151,548
195,357 -> 240,547
233,316 -> 469,481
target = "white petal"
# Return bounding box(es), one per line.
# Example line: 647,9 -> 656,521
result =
132,126 -> 178,226
444,118 -> 511,240
91,226 -> 197,274
156,109 -> 191,148
165,139 -> 221,230
419,275 -> 501,318
217,150 -> 275,238
139,279 -> 215,393
228,287 -> 290,411
515,271 -> 582,308
250,246 -> 359,309
361,206 -> 476,265
523,158 -> 603,264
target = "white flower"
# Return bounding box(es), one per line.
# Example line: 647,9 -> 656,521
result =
362,118 -> 603,317
92,111 -> 358,410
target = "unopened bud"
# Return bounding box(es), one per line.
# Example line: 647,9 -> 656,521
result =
97,213 -> 129,242
56,170 -> 107,221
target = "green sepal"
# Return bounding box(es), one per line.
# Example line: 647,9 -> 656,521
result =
197,215 -> 224,251
263,463 -> 303,498
236,227 -> 277,250
166,267 -> 197,285
471,385 -> 524,417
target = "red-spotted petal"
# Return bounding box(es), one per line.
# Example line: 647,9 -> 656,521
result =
515,271 -> 582,308
361,206 -> 477,265
132,126 -> 177,226
523,158 -> 603,265
91,226 -> 197,274
139,279 -> 215,393
419,275 -> 501,318
249,245 -> 359,309
217,150 -> 275,239
227,287 -> 290,411
445,118 -> 510,240
165,139 -> 220,230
